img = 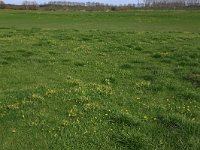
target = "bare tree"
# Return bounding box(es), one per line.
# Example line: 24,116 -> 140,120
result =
143,0 -> 200,7
22,0 -> 38,10
0,0 -> 5,9
0,0 -> 4,5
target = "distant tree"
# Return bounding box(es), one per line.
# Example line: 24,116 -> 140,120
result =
0,0 -> 5,9
111,6 -> 117,11
143,0 -> 200,7
22,0 -> 38,10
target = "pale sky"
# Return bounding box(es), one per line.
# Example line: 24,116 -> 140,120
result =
5,0 -> 138,5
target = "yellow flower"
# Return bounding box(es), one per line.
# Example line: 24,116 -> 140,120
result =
12,128 -> 16,133
68,109 -> 77,117
62,119 -> 68,126
46,89 -> 56,95
144,115 -> 148,120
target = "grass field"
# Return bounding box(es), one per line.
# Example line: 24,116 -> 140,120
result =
0,10 -> 200,149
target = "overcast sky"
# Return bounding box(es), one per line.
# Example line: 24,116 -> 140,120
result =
5,0 -> 138,5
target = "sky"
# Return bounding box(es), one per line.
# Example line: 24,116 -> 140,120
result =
4,0 -> 138,5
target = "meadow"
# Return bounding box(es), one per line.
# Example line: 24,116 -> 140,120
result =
0,10 -> 200,149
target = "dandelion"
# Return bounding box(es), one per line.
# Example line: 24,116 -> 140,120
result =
32,94 -> 44,100
7,103 -> 20,110
83,103 -> 99,110
46,89 -> 56,95
144,115 -> 148,120
76,118 -> 80,124
62,119 -> 68,126
68,109 -> 77,117
93,128 -> 97,133
12,128 -> 16,133
83,130 -> 88,135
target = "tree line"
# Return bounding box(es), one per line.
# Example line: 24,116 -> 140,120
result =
0,0 -> 200,10
144,0 -> 200,7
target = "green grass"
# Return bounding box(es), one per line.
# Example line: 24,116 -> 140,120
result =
0,10 -> 200,150
1,10 -> 200,32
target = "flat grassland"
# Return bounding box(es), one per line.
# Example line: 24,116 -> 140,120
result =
0,10 -> 200,149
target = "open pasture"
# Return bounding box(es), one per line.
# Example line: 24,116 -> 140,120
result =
0,10 -> 200,149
